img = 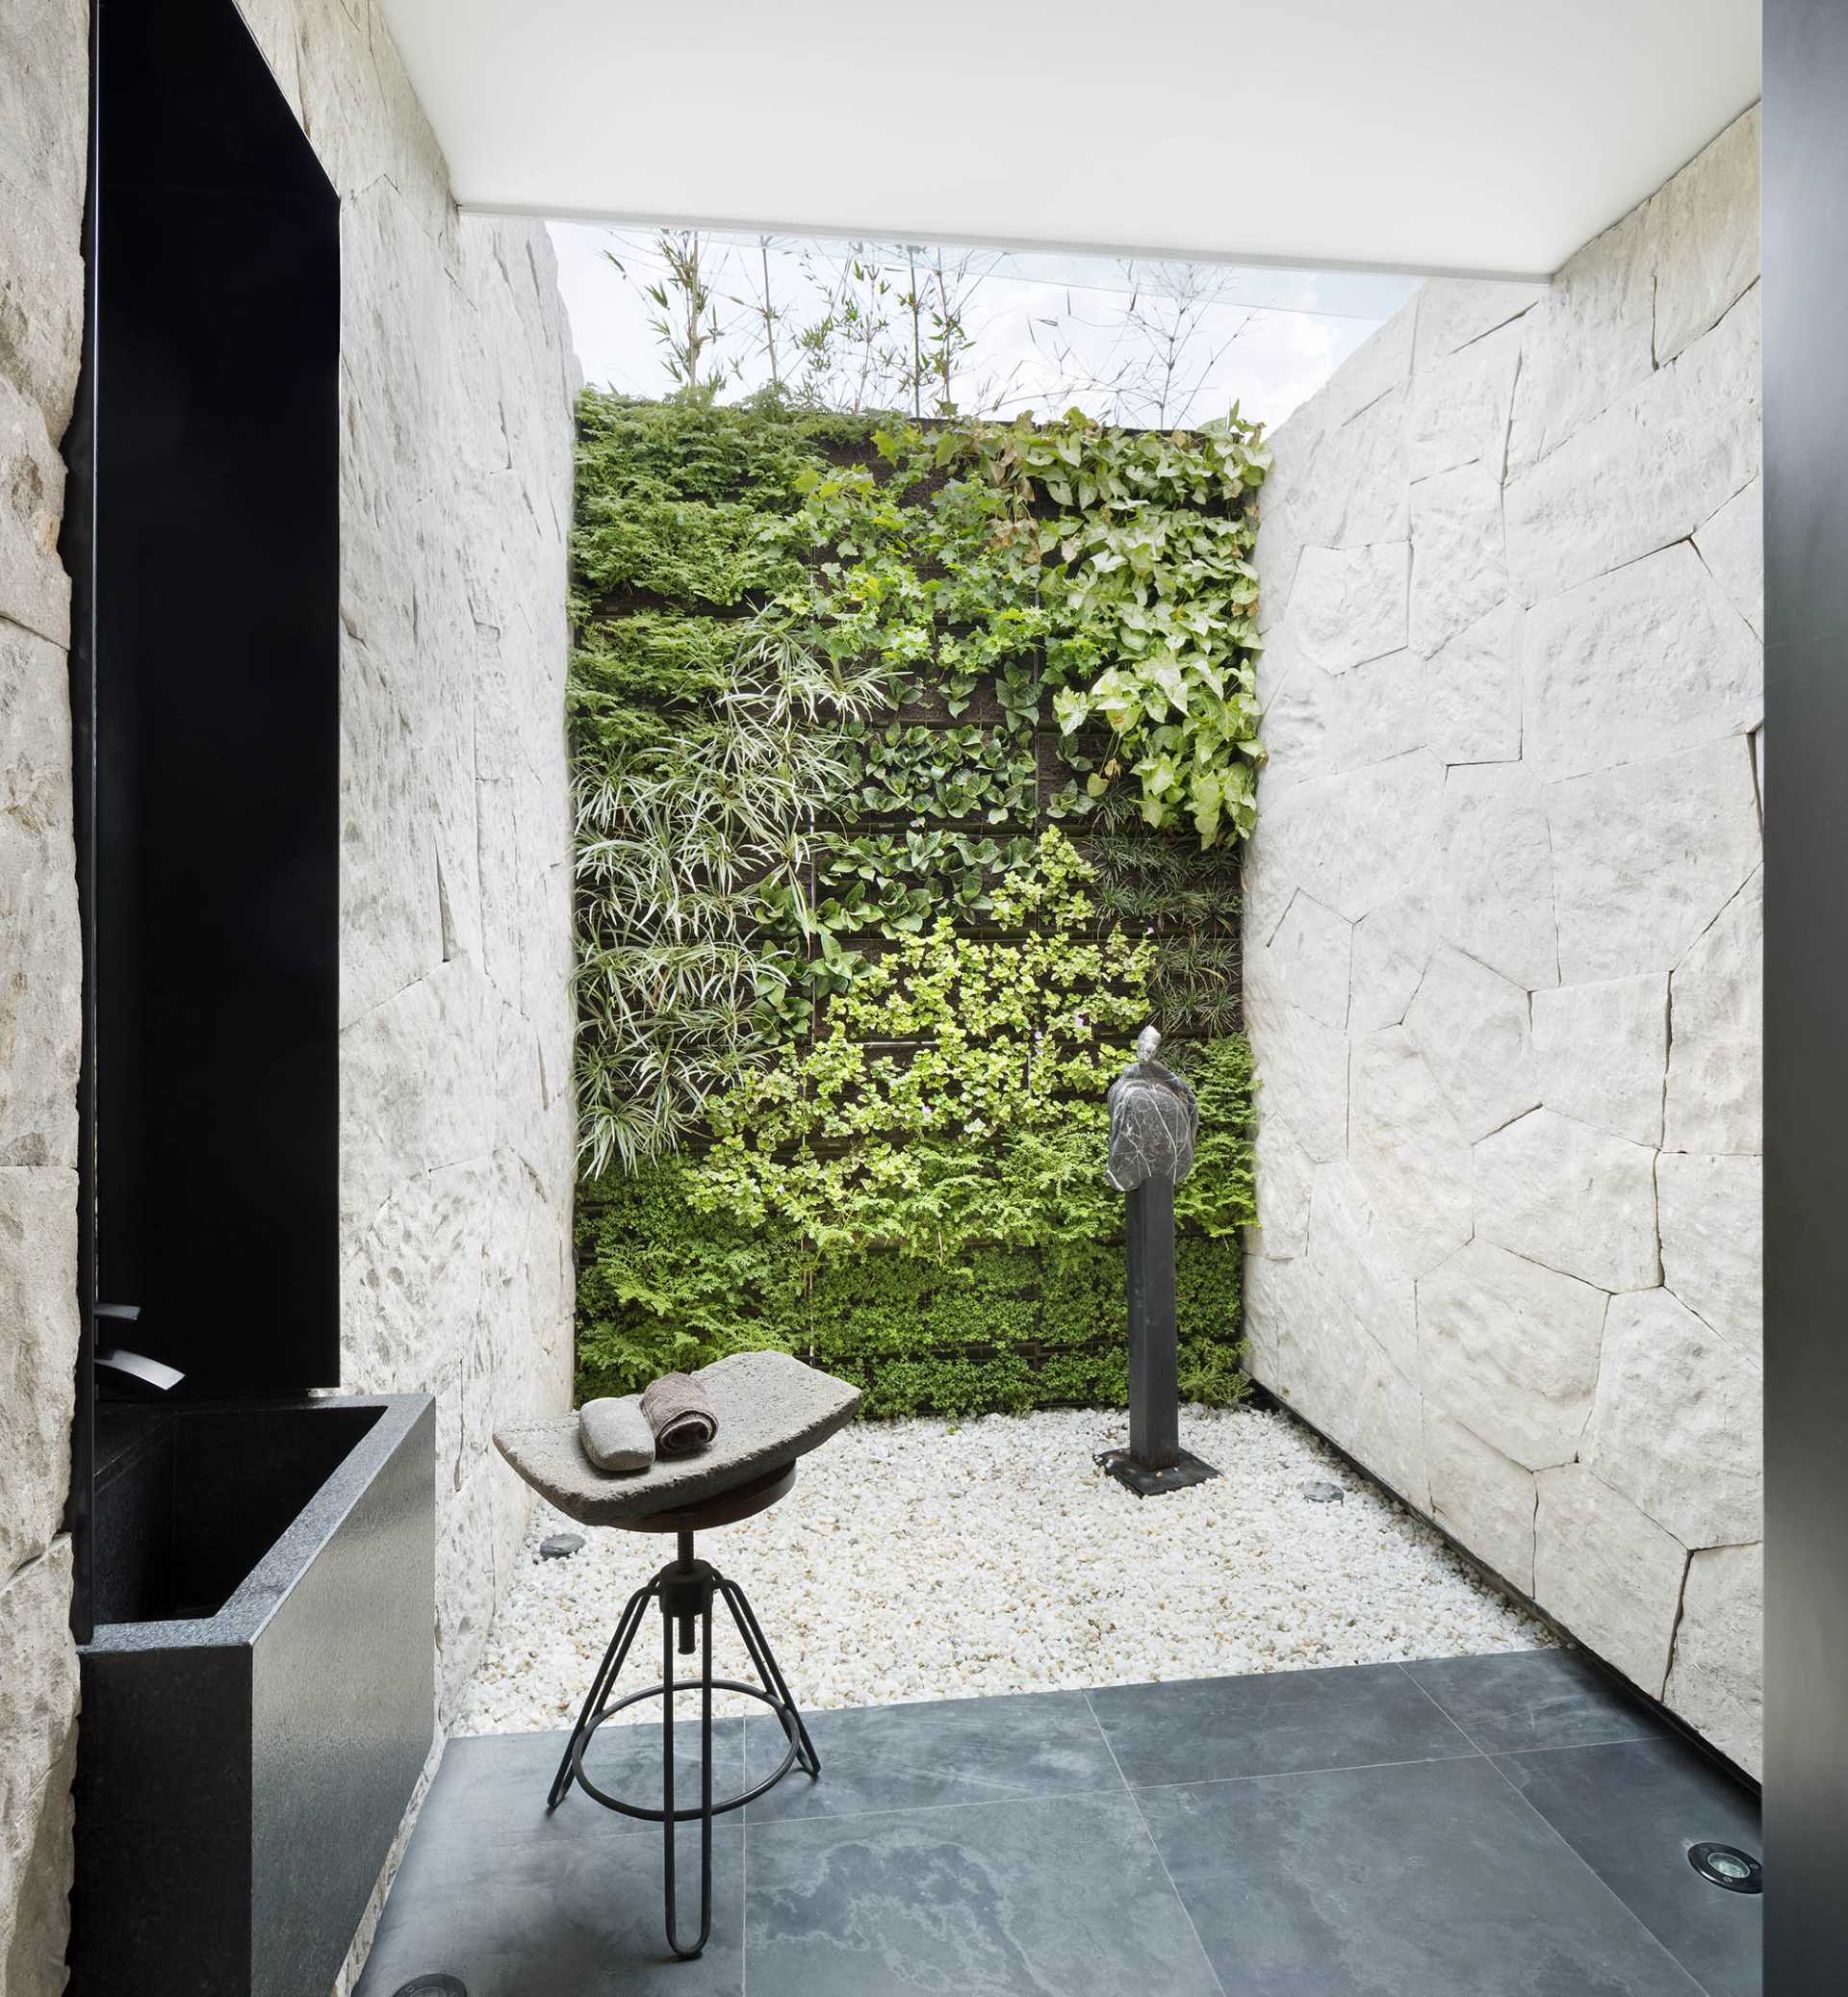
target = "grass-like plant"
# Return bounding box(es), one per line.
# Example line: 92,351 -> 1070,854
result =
573,616 -> 887,1174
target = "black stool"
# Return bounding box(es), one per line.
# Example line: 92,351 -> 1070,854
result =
545,1459 -> 819,1959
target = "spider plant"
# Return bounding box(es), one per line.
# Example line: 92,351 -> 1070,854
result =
573,612 -> 888,1175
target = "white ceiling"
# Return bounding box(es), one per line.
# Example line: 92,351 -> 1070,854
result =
379,0 -> 1760,280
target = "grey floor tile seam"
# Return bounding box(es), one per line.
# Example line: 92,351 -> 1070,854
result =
1117,1746 -> 1488,1800
1083,1688 -> 1229,1997
742,1693 -> 1129,1821
1392,1660 -> 1717,1994
1477,1752 -> 1721,1994
1491,1732 -> 1732,1762
1396,1655 -> 1671,1754
1388,1660 -> 1502,1757
747,1747 -> 1124,1809
744,1782 -> 1127,1832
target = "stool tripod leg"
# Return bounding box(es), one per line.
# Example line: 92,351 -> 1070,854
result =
548,1580 -> 652,1811
661,1572 -> 714,1960
718,1576 -> 820,1778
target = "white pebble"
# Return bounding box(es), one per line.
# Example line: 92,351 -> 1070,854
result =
452,1405 -> 1554,1734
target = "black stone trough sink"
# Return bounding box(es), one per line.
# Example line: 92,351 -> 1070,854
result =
71,1393 -> 436,1997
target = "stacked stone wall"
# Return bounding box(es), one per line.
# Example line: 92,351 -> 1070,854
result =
1245,108 -> 1762,1773
233,0 -> 582,1726
1,3 -> 580,1987
1,1 -> 89,1989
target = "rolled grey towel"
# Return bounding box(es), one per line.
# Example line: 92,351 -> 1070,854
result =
641,1370 -> 719,1456
578,1395 -> 655,1474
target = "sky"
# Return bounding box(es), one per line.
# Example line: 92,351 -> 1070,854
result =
549,223 -> 1422,433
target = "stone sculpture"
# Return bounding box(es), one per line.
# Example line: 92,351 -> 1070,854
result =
1097,1026 -> 1219,1496
1105,1025 -> 1199,1191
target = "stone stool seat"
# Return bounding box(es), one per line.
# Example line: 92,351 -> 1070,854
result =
493,1350 -> 861,1960
495,1348 -> 861,1527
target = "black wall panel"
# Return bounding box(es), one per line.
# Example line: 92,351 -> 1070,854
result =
64,0 -> 342,1638
1763,2 -> 1848,1984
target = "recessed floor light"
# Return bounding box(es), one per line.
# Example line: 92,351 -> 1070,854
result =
392,1978 -> 468,1997
1687,1843 -> 1761,1893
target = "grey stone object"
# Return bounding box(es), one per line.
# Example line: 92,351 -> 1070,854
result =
496,1351 -> 862,1528
578,1395 -> 654,1472
1301,1481 -> 1346,1504
538,1533 -> 584,1560
1098,1028 -> 1219,1497
1105,1026 -> 1199,1192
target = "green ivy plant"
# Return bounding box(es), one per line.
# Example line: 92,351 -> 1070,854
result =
965,414 -> 1270,843
575,1173 -> 1250,1418
805,831 -> 1037,940
760,411 -> 1270,843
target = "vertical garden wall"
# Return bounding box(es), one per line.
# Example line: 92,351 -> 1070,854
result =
568,395 -> 1267,1415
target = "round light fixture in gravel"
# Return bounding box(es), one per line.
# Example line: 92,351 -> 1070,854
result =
1687,1843 -> 1761,1893
391,1977 -> 468,1996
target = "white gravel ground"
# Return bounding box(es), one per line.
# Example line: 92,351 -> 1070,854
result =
453,1403 -> 1553,1735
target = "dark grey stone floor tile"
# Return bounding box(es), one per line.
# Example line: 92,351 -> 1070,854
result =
1088,1663 -> 1474,1786
354,1723 -> 751,1994
1138,1755 -> 1704,1997
1495,1738 -> 1762,1997
1404,1648 -> 1673,1754
356,1809 -> 743,1996
408,1721 -> 747,1858
745,1791 -> 1219,1996
744,1690 -> 1123,1822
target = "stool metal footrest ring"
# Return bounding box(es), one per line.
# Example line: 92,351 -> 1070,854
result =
544,1523 -> 820,1960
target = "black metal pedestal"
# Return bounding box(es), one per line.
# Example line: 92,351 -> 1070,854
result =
546,1529 -> 819,1959
1098,1179 -> 1220,1497
1126,1180 -> 1179,1469
1096,1444 -> 1222,1497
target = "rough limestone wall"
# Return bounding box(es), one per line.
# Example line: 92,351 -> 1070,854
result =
1244,109 -> 1762,1773
0,3 -> 576,1985
231,0 -> 581,1724
0,0 -> 88,1990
